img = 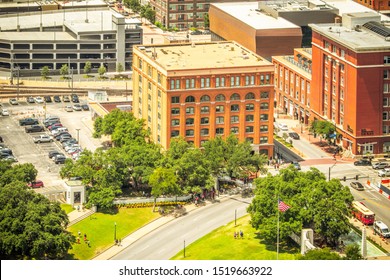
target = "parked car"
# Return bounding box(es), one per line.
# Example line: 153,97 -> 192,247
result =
54,155 -> 67,164
33,134 -> 53,143
59,134 -> 72,143
9,98 -> 18,105
190,30 -> 203,35
62,95 -> 71,102
203,30 -> 211,35
25,125 -> 44,133
278,123 -> 288,131
350,181 -> 364,191
48,123 -> 63,131
0,148 -> 13,156
26,96 -> 35,103
48,150 -> 63,159
34,96 -> 44,104
81,104 -> 89,111
1,155 -> 18,162
292,161 -> 301,170
71,94 -> 79,103
44,96 -> 52,103
19,118 -> 38,126
28,180 -> 44,188
62,138 -> 78,147
53,95 -> 61,102
72,104 -> 82,111
51,127 -> 68,136
55,132 -> 71,140
1,108 -> 9,116
378,168 -> 390,177
372,161 -> 389,170
43,116 -> 60,127
65,144 -> 80,152
65,105 -> 73,112
354,159 -> 371,166
289,132 -> 300,140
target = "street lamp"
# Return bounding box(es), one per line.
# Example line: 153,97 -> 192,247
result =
328,162 -> 337,181
76,128 -> 80,145
114,222 -> 117,241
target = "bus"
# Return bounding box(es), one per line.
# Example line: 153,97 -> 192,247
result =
352,201 -> 375,225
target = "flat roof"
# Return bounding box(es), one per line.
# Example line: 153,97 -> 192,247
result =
211,2 -> 299,30
136,41 -> 273,71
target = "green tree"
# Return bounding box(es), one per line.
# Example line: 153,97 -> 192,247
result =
41,66 -> 50,80
93,116 -> 103,138
124,0 -> 141,13
116,63 -> 124,74
84,61 -> 92,76
60,64 -> 69,79
203,13 -> 210,29
0,163 -> 38,186
247,166 -> 354,248
0,181 -> 73,259
297,248 -> 341,260
86,186 -> 116,210
149,167 -> 179,211
310,120 -> 336,141
140,4 -> 156,23
98,65 -> 107,78
343,243 -> 363,260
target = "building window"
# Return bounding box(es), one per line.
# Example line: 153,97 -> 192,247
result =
201,117 -> 209,124
246,103 -> 254,111
231,115 -> 239,123
186,118 -> 194,125
261,91 -> 269,99
176,79 -> 180,89
385,70 -> 389,79
245,126 -> 254,133
230,93 -> 240,100
260,102 -> 269,110
201,106 -> 209,113
215,94 -> 225,101
384,83 -> 390,93
383,112 -> 388,121
231,127 -> 239,134
260,125 -> 268,132
340,88 -> 344,99
260,114 -> 268,121
201,128 -> 209,136
185,96 -> 195,102
246,115 -> 254,122
231,104 -> 239,112
186,107 -> 195,114
340,103 -> 344,113
260,136 -> 268,144
216,105 -> 224,113
216,116 -> 224,124
200,95 -> 210,102
384,56 -> 390,64
216,77 -> 220,87
245,92 -> 255,99
340,49 -> 345,58
216,128 -> 224,135
384,97 -> 389,107
171,119 -> 180,126
171,130 -> 179,137
332,45 -> 337,53
246,137 -> 254,143
186,130 -> 194,137
158,73 -> 162,84
171,108 -> 180,115
138,58 -> 143,69
171,96 -> 180,103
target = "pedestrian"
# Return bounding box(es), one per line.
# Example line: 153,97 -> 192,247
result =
87,240 -> 90,247
240,230 -> 244,239
78,230 -> 81,237
234,232 -> 237,239
77,237 -> 80,244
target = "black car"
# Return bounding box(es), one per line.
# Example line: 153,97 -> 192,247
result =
354,159 -> 371,166
190,30 -> 203,35
53,95 -> 61,102
71,94 -> 79,103
289,132 -> 300,140
81,104 -> 89,111
25,125 -> 44,133
19,118 -> 38,126
44,96 -> 52,103
26,96 -> 35,103
350,181 -> 364,191
0,148 -> 13,156
54,155 -> 66,164
49,150 -> 63,159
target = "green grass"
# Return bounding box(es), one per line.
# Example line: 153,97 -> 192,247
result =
61,204 -> 74,214
67,207 -> 160,260
171,215 -> 299,260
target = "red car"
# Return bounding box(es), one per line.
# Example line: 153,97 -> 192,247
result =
28,180 -> 44,188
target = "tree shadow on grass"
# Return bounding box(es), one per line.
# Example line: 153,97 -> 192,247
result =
254,232 -> 300,255
97,207 -> 119,215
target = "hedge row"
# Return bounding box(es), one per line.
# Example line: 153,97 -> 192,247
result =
117,201 -> 187,208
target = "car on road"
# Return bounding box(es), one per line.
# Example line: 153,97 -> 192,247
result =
26,96 -> 35,103
354,159 -> 371,166
81,104 -> 89,111
34,96 -> 44,104
289,132 -> 300,140
373,221 -> 390,238
350,181 -> 364,191
25,125 -> 44,133
9,98 -> 18,105
65,105 -> 73,112
62,95 -> 71,102
28,180 -> 44,188
1,108 -> 9,116
54,155 -> 67,164
72,104 -> 82,111
372,161 -> 389,170
278,123 -> 288,131
33,134 -> 53,143
44,96 -> 52,103
378,168 -> 390,177
53,95 -> 61,102
292,161 -> 301,170
19,118 -> 39,126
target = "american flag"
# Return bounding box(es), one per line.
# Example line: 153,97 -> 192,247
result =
278,199 -> 290,212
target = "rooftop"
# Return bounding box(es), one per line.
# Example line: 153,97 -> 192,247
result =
261,0 -> 336,12
211,2 -> 299,30
136,41 -> 273,71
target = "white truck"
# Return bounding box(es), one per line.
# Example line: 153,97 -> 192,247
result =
33,134 -> 53,144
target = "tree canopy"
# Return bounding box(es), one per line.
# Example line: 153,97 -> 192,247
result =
247,166 -> 354,248
0,162 -> 73,259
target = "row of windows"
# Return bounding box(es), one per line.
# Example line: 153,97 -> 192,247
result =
170,74 -> 271,90
170,103 -> 269,115
172,117 -> 269,127
323,41 -> 346,59
171,92 -> 269,103
172,128 -> 269,140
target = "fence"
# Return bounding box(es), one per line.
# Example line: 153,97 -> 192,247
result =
113,195 -> 193,205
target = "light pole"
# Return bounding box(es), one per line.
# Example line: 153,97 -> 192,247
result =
76,128 -> 80,145
114,222 -> 117,241
328,162 -> 337,181
16,66 -> 20,100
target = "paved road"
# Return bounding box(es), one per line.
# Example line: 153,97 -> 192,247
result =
112,196 -> 252,260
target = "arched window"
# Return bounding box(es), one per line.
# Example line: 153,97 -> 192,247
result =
200,95 -> 210,102
230,93 -> 240,100
215,94 -> 226,101
245,92 -> 255,100
185,95 -> 195,103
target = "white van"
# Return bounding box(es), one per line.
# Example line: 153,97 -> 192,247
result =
373,221 -> 390,238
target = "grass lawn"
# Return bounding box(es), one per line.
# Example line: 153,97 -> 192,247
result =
67,207 -> 160,260
61,204 -> 74,214
171,215 -> 299,260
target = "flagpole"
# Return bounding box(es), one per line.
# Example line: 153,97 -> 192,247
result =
277,195 -> 279,260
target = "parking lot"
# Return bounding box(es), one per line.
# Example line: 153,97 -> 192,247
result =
0,95 -> 103,194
